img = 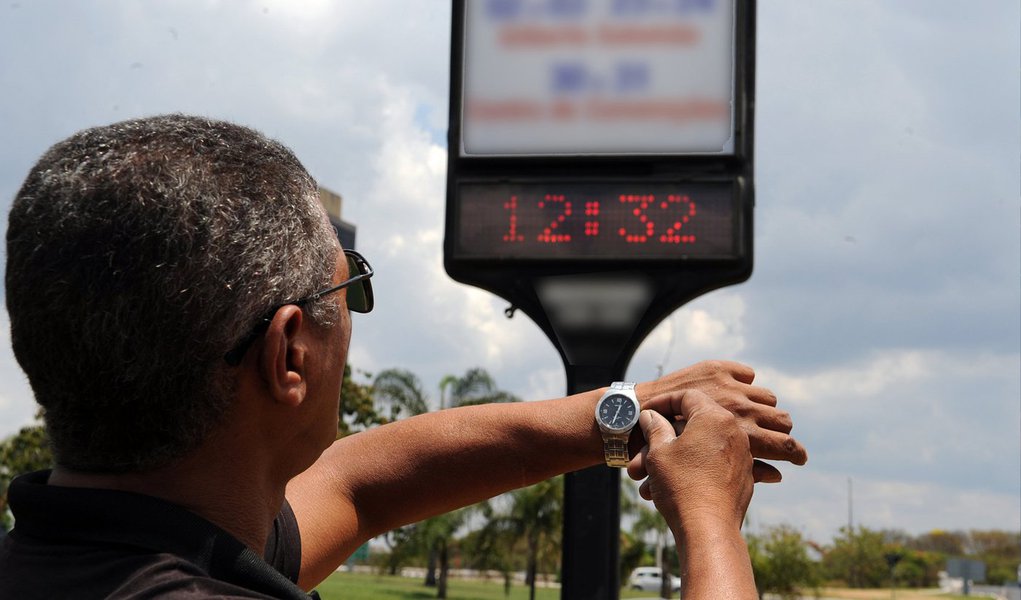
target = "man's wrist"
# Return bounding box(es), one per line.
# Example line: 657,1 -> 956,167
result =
675,511 -> 744,546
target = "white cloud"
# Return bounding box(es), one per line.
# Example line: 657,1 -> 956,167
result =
525,367 -> 567,403
759,348 -> 1017,417
751,468 -> 1021,544
753,349 -> 1019,506
759,350 -> 930,408
629,290 -> 747,380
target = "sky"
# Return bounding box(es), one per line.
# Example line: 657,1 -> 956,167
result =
0,1 -> 1018,546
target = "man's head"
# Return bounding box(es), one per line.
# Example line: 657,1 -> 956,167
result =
5,114 -> 341,472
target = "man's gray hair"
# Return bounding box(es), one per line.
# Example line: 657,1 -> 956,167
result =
5,114 -> 339,472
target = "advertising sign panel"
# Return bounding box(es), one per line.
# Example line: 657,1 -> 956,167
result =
461,0 -> 737,155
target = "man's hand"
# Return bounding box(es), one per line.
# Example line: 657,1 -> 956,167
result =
629,392 -> 753,528
633,360 -> 807,482
629,390 -> 760,600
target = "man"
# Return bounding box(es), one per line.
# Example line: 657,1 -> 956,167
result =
0,115 -> 806,598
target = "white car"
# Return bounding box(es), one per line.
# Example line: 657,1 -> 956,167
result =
628,566 -> 682,593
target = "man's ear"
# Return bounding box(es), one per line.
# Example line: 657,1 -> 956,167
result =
259,305 -> 308,407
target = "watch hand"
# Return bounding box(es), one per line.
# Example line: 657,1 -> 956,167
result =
612,403 -> 622,424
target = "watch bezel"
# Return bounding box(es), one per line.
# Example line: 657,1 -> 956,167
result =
595,392 -> 641,435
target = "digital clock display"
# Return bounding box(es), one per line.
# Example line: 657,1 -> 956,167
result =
455,180 -> 740,260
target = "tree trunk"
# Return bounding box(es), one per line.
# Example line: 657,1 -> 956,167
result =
527,534 -> 539,600
660,545 -> 672,599
425,546 -> 437,586
437,541 -> 449,599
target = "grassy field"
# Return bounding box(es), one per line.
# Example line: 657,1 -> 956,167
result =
315,571 -> 658,600
817,589 -> 974,600
314,572 -> 982,600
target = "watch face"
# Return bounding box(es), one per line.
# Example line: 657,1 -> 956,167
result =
597,394 -> 639,432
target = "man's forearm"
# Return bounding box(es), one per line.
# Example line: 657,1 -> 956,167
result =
286,389 -> 605,587
674,521 -> 757,600
335,391 -> 603,530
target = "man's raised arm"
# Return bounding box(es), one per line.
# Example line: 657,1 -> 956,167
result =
285,360 -> 807,589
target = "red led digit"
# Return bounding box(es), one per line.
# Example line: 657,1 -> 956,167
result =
658,194 -> 697,244
584,201 -> 600,236
618,193 -> 656,243
537,194 -> 572,244
502,195 -> 524,242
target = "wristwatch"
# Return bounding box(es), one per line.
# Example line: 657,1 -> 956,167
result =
595,382 -> 640,468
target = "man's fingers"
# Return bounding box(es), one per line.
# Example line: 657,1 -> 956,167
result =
637,389 -> 807,465
640,389 -> 725,425
628,410 -> 674,481
723,360 -> 756,385
746,384 -> 778,407
752,460 -> 782,483
637,410 -> 676,448
638,479 -> 652,501
747,428 -> 809,465
627,450 -> 649,481
629,392 -> 735,481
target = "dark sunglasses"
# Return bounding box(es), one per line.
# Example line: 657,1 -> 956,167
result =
223,249 -> 374,366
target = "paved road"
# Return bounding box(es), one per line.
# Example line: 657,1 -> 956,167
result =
972,584 -> 1021,600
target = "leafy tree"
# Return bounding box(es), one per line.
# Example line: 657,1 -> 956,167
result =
890,549 -> 942,588
879,528 -> 914,547
872,528 -> 1021,587
822,526 -> 889,588
967,529 -> 1021,585
747,525 -> 819,599
910,529 -> 966,555
339,364 -> 386,435
967,529 -> 1020,558
0,422 -> 54,531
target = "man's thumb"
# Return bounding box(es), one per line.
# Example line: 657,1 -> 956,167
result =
638,410 -> 676,448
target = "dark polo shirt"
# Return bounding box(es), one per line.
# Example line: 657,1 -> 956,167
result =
0,471 -> 318,599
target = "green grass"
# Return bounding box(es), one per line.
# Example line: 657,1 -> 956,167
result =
316,573 -> 990,600
315,571 -> 658,600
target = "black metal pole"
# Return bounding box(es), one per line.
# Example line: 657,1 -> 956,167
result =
561,364 -> 626,600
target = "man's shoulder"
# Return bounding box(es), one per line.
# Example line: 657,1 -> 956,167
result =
2,535 -> 308,600
1,547 -> 283,599
2,471 -> 311,599
109,554 -> 289,599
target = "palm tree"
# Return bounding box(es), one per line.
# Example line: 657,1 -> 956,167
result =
409,507 -> 471,597
372,367 -> 520,599
443,367 -> 520,408
478,477 -> 563,600
372,368 -> 429,421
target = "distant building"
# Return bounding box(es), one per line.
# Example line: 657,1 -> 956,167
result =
318,186 -> 357,250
